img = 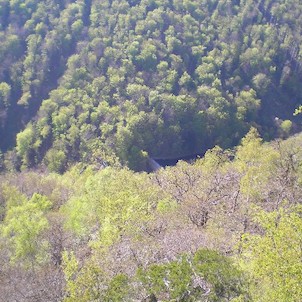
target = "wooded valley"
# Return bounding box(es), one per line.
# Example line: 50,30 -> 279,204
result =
0,0 -> 302,301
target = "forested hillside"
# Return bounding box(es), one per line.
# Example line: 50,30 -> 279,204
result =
1,129 -> 302,301
1,0 -> 302,171
1,0 -> 302,301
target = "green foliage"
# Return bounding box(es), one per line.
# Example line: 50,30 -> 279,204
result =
235,89 -> 260,121
241,206 -> 302,302
61,248 -> 247,301
279,119 -> 292,138
62,167 -> 161,246
2,132 -> 302,300
62,252 -> 130,302
138,256 -> 193,300
103,274 -> 130,302
138,249 -> 247,301
2,0 -> 301,168
62,252 -> 105,302
1,193 -> 51,266
294,105 -> 302,116
16,124 -> 35,166
235,128 -> 279,199
44,148 -> 67,173
0,82 -> 11,108
1,1 -> 302,299
193,249 -> 247,301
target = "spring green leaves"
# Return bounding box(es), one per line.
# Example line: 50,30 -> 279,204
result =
1,192 -> 51,266
241,206 -> 302,302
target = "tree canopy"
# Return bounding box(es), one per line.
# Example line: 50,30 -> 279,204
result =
0,0 -> 302,171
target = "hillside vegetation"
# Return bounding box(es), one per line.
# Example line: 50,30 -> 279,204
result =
1,130 -> 302,301
1,0 -> 302,301
1,0 -> 302,170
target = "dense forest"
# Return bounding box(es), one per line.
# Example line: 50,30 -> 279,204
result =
1,0 -> 302,170
1,130 -> 302,301
1,0 -> 302,301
